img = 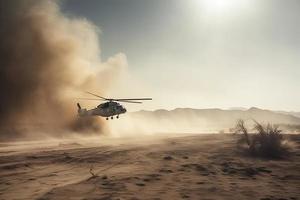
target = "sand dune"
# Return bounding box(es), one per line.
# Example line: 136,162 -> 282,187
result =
0,134 -> 299,200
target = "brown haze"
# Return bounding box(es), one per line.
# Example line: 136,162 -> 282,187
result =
0,0 -> 127,140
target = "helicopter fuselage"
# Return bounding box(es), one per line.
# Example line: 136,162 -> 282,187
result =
77,101 -> 127,119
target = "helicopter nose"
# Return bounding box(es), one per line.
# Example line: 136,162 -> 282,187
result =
123,108 -> 127,113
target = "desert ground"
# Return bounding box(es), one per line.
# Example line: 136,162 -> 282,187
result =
0,134 -> 299,200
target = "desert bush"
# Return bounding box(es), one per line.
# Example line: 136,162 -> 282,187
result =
235,119 -> 289,158
235,119 -> 250,145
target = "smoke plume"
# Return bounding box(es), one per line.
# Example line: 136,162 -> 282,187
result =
0,0 -> 127,140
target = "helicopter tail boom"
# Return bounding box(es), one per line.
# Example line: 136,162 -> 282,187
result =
77,103 -> 90,117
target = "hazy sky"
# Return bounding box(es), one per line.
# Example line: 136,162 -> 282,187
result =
62,0 -> 300,111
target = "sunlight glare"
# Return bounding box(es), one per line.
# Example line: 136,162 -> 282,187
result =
198,0 -> 249,15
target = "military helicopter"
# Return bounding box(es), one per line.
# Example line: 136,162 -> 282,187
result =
77,92 -> 152,120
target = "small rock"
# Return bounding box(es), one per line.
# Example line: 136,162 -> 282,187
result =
244,168 -> 258,176
163,156 -> 173,160
256,167 -> 272,173
64,155 -> 72,159
159,169 -> 173,173
102,175 -> 108,179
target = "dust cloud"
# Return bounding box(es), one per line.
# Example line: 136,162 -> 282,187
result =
0,0 -> 127,140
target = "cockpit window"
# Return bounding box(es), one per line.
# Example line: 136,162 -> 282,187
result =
98,102 -> 109,108
103,102 -> 109,108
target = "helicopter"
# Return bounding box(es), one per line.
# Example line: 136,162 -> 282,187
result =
77,92 -> 152,120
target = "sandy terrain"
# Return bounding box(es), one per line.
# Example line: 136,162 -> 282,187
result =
0,134 -> 299,200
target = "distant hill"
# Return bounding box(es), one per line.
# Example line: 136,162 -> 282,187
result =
126,107 -> 300,133
228,107 -> 248,111
275,111 -> 300,118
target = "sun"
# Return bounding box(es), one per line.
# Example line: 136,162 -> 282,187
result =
205,0 -> 235,11
198,0 -> 249,15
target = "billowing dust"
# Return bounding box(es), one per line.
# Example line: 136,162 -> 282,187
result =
0,0 -> 128,140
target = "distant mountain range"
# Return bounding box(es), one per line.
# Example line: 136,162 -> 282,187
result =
227,107 -> 300,118
126,107 -> 300,133
275,111 -> 300,118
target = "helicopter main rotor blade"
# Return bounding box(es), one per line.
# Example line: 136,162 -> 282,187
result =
114,98 -> 152,101
85,91 -> 107,100
77,98 -> 106,101
85,92 -> 152,102
115,100 -> 143,104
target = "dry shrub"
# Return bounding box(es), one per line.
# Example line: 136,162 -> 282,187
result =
235,119 -> 289,158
